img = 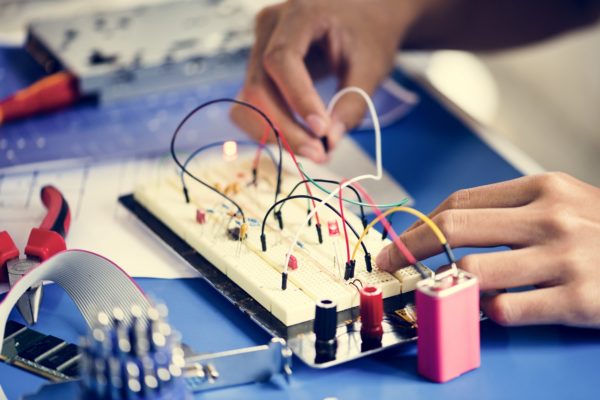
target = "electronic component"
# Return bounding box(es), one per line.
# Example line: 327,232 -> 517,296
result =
327,220 -> 340,236
416,269 -> 480,382
222,140 -> 238,161
118,86 -> 447,370
359,286 -> 383,341
287,255 -> 298,271
395,304 -> 417,328
1,320 -> 80,381
343,260 -> 356,280
313,300 -> 337,362
1,243 -> 295,393
0,250 -> 153,358
80,306 -> 190,399
131,153 -> 426,326
227,226 -> 242,241
196,209 -> 206,224
364,252 -> 373,273
121,151 -> 435,368
14,305 -> 292,398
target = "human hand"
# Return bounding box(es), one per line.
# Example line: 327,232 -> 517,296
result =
376,172 -> 600,328
231,0 -> 425,162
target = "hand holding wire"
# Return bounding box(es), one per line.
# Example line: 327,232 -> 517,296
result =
232,0 -> 419,161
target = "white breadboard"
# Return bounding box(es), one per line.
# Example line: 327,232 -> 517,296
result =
134,152 -> 428,326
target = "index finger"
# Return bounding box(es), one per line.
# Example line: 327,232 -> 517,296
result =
408,176 -> 542,232
262,6 -> 330,136
376,207 -> 531,271
232,6 -> 326,161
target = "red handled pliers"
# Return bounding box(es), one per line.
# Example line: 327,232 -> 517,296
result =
0,185 -> 70,324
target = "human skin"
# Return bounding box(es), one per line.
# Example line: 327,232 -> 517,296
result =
376,172 -> 600,328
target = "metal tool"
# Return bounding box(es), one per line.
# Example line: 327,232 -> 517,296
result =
183,338 -> 292,392
0,185 -> 70,324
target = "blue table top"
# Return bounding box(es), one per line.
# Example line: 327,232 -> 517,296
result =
2,54 -> 600,399
4,278 -> 600,400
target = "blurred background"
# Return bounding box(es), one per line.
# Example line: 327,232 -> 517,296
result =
406,20 -> 600,186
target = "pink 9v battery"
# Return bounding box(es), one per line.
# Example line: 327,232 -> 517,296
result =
416,269 -> 480,383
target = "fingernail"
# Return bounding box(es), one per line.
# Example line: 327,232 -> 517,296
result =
375,247 -> 390,270
306,114 -> 327,137
298,144 -> 327,163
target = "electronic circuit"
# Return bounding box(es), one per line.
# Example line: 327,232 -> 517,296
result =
117,85 -> 483,368
120,149 -> 433,367
1,320 -> 80,381
135,153 -> 428,326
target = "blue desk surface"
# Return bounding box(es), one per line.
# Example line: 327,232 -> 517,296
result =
4,278 -> 600,400
2,60 -> 600,399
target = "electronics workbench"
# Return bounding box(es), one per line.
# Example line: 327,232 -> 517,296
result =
2,43 -> 600,400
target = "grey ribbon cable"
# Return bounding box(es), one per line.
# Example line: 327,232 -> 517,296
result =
0,250 -> 151,355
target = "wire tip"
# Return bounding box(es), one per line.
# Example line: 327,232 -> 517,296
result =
443,242 -> 456,264
251,168 -> 257,185
344,260 -> 356,280
275,210 -> 284,230
260,234 -> 267,252
316,224 -> 323,244
450,262 -> 459,276
364,253 -> 372,273
414,261 -> 429,280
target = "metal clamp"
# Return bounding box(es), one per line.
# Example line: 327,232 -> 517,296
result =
183,338 -> 292,392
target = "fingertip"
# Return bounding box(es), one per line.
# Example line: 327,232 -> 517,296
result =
298,143 -> 327,163
480,294 -> 512,326
306,114 -> 328,137
375,245 -> 392,271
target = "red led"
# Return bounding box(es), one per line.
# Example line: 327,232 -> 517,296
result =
288,255 -> 298,270
196,209 -> 206,224
327,220 -> 339,236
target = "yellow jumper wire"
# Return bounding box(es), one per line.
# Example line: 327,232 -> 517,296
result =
351,206 -> 447,261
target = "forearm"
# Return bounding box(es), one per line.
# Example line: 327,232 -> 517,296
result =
404,0 -> 600,51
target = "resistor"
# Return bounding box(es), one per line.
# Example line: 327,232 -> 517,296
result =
224,182 -> 239,195
239,223 -> 248,241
